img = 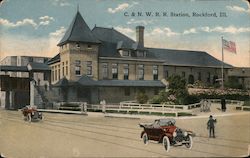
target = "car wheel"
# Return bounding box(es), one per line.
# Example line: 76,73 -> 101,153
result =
185,135 -> 193,149
162,136 -> 170,152
142,133 -> 149,145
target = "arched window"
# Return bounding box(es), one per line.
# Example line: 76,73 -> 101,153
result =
188,75 -> 194,84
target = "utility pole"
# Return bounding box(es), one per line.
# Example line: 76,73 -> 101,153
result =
221,36 -> 224,89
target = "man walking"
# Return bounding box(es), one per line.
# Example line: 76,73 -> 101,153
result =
207,115 -> 217,138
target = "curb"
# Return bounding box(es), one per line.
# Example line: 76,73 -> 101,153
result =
103,111 -> 250,120
37,109 -> 88,115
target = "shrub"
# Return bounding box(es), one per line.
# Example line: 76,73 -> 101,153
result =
136,92 -> 149,104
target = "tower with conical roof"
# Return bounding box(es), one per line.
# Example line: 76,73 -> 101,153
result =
58,10 -> 100,81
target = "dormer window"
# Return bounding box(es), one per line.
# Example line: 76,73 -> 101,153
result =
87,44 -> 92,49
76,43 -> 80,48
119,50 -> 130,57
137,51 -> 147,57
137,51 -> 144,57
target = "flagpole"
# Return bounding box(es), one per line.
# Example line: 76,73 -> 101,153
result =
221,36 -> 224,89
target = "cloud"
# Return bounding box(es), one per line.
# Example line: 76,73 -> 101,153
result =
226,5 -> 250,14
39,16 -> 54,26
108,3 -> 129,13
0,16 -> 55,28
149,27 -> 179,37
0,18 -> 37,28
39,16 -> 54,21
127,19 -> 155,25
108,2 -> 138,14
49,26 -> 66,38
114,26 -> 134,34
182,26 -> 250,34
51,0 -> 71,7
183,28 -> 197,35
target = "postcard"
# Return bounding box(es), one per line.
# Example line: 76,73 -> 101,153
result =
0,0 -> 249,157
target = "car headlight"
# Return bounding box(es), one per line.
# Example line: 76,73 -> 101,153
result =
184,131 -> 188,137
173,132 -> 177,137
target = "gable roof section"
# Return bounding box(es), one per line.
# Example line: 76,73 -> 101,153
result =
148,48 -> 233,68
58,11 -> 100,46
92,27 -> 135,47
27,62 -> 50,71
47,53 -> 60,65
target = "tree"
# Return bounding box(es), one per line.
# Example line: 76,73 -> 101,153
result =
136,92 -> 149,104
167,75 -> 189,104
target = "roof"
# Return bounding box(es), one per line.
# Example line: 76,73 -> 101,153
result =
97,80 -> 165,87
0,65 -> 28,72
77,75 -> 98,86
148,48 -> 233,68
27,62 -> 50,71
47,53 -> 60,65
92,27 -> 135,48
98,41 -> 159,60
58,11 -> 100,46
54,77 -> 72,87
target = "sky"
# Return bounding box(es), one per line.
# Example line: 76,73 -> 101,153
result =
0,0 -> 249,67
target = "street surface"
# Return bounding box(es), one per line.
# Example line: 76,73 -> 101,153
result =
0,109 -> 249,157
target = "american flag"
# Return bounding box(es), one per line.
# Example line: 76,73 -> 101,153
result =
222,39 -> 236,53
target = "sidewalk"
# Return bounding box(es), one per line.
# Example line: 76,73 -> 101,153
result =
102,103 -> 250,120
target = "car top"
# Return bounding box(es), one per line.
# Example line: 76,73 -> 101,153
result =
154,118 -> 176,126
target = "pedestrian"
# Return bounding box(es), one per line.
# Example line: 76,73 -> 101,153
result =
204,99 -> 208,112
80,103 -> 84,113
221,98 -> 226,112
84,102 -> 87,112
101,100 -> 106,113
200,99 -> 204,112
207,100 -> 211,112
207,115 -> 217,138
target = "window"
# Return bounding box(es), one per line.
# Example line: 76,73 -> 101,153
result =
76,43 -> 80,48
44,72 -> 49,81
207,72 -> 211,83
165,70 -> 169,79
87,44 -> 92,49
154,88 -> 159,95
198,72 -> 202,81
123,64 -> 129,80
58,68 -> 61,80
102,63 -> 108,79
112,63 -> 118,79
138,64 -> 144,80
51,67 -> 54,82
137,51 -> 144,57
75,66 -> 81,75
55,68 -> 57,81
66,61 -> 68,76
87,61 -> 92,76
29,57 -> 33,62
122,50 -> 129,56
182,71 -> 185,78
124,87 -> 130,96
62,62 -> 65,76
153,65 -> 158,80
75,60 -> 81,65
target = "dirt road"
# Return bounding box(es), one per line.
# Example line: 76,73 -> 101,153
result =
0,110 -> 249,157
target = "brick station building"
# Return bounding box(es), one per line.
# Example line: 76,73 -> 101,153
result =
46,10 -> 233,104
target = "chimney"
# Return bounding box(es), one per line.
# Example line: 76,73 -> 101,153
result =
136,26 -> 144,47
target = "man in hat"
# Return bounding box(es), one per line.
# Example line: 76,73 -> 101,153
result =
207,115 -> 217,138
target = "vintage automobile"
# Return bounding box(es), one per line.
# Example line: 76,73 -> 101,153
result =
21,106 -> 43,122
139,118 -> 194,152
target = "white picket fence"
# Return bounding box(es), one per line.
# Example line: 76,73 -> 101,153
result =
48,99 -> 248,116
88,102 -> 195,117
